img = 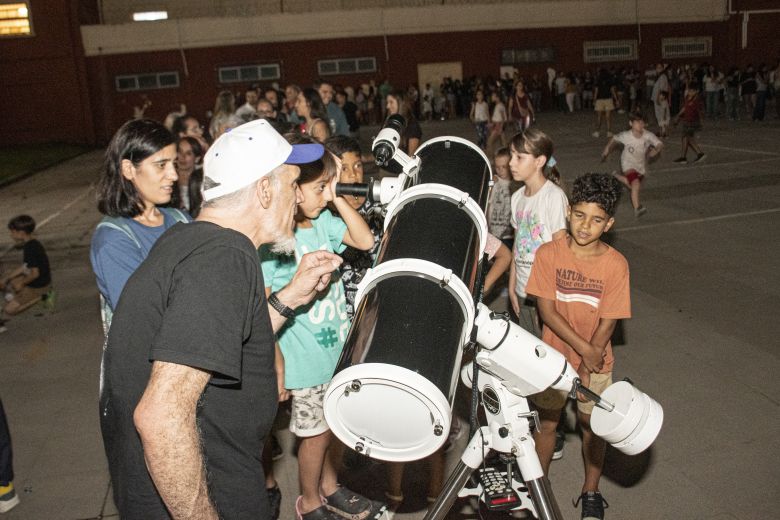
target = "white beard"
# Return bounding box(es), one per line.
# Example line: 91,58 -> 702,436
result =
271,231 -> 296,254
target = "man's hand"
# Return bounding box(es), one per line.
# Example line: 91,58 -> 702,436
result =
278,251 -> 343,309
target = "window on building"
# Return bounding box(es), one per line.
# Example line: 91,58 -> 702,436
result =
501,47 -> 556,65
133,11 -> 168,22
115,71 -> 180,92
662,37 -> 712,59
583,40 -> 638,63
0,2 -> 32,37
218,63 -> 280,84
317,57 -> 377,76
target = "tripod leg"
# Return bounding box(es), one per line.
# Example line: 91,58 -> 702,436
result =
514,434 -> 564,520
423,428 -> 489,520
526,477 -> 563,520
422,460 -> 474,520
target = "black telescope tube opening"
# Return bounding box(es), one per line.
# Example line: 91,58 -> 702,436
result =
335,182 -> 371,200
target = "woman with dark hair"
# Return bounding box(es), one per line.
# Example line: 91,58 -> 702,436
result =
172,136 -> 204,214
90,119 -> 189,331
172,113 -> 208,151
385,89 -> 422,156
508,80 -> 535,131
295,88 -> 330,142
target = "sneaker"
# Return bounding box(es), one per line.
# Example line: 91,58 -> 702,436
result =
591,131 -> 600,138
673,156 -> 687,163
41,288 -> 56,311
323,486 -> 388,520
0,482 -> 20,513
693,152 -> 707,163
267,485 -> 282,520
296,496 -> 341,520
271,433 -> 284,461
573,491 -> 609,520
552,429 -> 565,460
635,206 -> 647,218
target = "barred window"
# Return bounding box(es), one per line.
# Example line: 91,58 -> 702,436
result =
318,57 -> 377,76
218,64 -> 280,84
662,37 -> 712,59
115,71 -> 180,92
583,40 -> 638,63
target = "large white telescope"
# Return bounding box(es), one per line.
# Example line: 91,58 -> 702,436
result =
322,118 -> 663,519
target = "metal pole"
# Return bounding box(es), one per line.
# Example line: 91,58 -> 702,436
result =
526,476 -> 564,520
422,460 -> 474,520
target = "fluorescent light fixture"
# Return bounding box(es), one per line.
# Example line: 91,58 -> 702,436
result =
133,11 -> 168,22
0,2 -> 31,36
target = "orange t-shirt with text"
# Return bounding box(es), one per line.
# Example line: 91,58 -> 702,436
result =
525,237 -> 631,373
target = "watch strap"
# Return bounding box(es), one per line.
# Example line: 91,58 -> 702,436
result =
268,292 -> 296,319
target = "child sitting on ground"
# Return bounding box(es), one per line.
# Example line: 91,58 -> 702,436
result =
0,215 -> 53,332
260,135 -> 384,520
526,172 -> 631,520
601,110 -> 662,218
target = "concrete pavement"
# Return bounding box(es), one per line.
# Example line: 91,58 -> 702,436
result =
0,111 -> 778,519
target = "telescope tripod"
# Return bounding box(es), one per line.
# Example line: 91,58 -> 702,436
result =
422,380 -> 563,520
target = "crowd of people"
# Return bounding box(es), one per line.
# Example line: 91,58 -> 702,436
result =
1,56 -> 776,518
93,67 -> 646,519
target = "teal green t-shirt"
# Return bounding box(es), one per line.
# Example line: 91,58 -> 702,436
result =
260,209 -> 349,389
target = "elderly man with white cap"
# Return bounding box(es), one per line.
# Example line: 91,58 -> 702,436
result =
100,119 -> 343,519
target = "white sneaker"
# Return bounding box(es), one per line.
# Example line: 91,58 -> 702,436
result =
592,131 -> 600,138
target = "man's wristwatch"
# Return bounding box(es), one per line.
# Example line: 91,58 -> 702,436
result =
268,292 -> 296,319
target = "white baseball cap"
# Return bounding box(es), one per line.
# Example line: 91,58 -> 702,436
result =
202,119 -> 324,201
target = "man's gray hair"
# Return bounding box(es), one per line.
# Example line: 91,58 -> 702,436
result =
200,166 -> 283,210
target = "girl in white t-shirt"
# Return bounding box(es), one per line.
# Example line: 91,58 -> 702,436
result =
507,128 -> 569,335
470,89 -> 490,150
487,91 -> 508,153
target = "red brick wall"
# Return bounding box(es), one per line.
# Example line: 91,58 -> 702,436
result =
0,0 -> 95,145
4,4 -> 778,145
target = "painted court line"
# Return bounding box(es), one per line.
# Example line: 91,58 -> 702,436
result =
617,207 -> 780,233
37,184 -> 94,228
651,155 -> 780,174
700,143 -> 780,156
1,184 -> 94,259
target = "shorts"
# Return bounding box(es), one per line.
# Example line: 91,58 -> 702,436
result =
624,169 -> 644,184
10,284 -> 50,307
531,372 -> 612,415
594,98 -> 615,112
682,122 -> 701,137
289,383 -> 330,437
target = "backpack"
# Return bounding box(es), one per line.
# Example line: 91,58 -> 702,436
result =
96,207 -> 188,336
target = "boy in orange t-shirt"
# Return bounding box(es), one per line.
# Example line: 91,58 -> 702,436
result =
525,172 -> 630,520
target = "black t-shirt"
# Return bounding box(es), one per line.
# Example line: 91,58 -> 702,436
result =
595,74 -> 615,100
23,239 -> 51,288
100,222 -> 277,519
342,101 -> 360,131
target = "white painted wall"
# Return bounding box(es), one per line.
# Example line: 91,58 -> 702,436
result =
83,0 -> 729,56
